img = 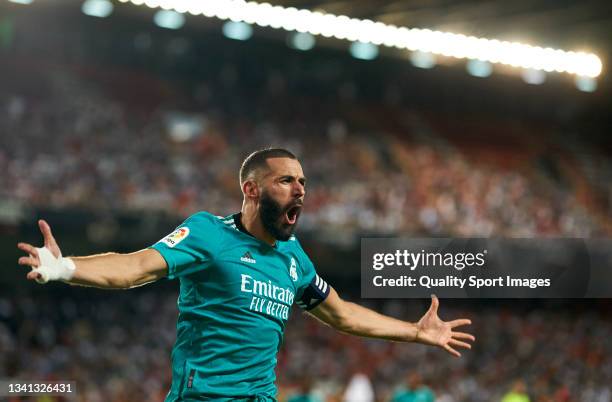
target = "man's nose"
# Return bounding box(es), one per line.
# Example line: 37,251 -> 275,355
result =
292,182 -> 305,198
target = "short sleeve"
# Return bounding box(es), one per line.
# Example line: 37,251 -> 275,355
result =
294,246 -> 330,311
150,212 -> 223,280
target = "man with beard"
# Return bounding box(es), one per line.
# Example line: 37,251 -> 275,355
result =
16,148 -> 475,402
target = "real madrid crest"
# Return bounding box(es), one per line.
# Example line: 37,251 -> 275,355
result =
289,257 -> 298,282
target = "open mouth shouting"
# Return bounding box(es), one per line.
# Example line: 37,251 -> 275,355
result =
284,203 -> 302,225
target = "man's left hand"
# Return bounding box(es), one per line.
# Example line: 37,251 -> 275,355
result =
415,295 -> 475,357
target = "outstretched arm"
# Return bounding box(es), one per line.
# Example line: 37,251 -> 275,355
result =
309,288 -> 474,357
17,220 -> 168,289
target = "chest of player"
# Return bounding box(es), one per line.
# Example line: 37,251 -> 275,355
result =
210,243 -> 300,296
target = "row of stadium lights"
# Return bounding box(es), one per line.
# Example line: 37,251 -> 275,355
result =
9,0 -> 601,92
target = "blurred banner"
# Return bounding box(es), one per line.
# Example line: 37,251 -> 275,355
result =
361,238 -> 612,298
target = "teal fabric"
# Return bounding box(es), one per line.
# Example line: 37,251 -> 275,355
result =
286,394 -> 323,402
391,386 -> 436,402
151,212 -> 318,401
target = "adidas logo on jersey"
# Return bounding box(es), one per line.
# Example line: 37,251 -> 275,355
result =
240,251 -> 256,264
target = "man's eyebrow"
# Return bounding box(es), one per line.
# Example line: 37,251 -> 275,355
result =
278,175 -> 307,183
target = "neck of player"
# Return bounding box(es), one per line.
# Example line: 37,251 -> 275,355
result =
241,206 -> 276,246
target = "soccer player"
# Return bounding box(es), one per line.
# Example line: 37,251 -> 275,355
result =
17,148 -> 475,402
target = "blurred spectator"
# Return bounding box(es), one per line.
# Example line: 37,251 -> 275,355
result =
343,373 -> 375,402
500,380 -> 530,402
390,373 -> 435,402
286,377 -> 323,402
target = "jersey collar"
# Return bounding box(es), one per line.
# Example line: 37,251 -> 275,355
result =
233,212 -> 278,249
233,212 -> 254,238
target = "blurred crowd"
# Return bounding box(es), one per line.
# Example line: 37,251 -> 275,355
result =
0,67 -> 609,238
1,290 -> 610,402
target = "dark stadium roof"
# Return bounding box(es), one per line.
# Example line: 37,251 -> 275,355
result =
267,0 -> 612,58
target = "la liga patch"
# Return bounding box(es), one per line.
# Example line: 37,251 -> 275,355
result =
160,227 -> 190,248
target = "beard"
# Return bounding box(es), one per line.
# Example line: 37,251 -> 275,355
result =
260,191 -> 301,241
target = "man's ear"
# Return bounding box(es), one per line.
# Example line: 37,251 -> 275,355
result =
242,180 -> 259,199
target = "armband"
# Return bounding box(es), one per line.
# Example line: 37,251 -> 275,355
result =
296,274 -> 330,310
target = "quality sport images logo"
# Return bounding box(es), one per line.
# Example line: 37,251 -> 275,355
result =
160,227 -> 190,248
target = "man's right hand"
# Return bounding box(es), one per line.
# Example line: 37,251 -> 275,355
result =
17,219 -> 73,283
17,219 -> 167,288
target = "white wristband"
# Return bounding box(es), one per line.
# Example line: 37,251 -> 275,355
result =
33,247 -> 76,284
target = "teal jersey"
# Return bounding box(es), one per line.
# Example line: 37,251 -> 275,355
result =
287,394 -> 323,402
391,387 -> 435,402
150,212 -> 330,402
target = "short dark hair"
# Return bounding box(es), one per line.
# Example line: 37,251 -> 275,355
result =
240,148 -> 297,184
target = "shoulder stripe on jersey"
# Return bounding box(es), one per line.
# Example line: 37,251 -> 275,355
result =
221,218 -> 239,231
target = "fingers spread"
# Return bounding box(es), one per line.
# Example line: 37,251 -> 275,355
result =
17,243 -> 38,257
443,344 -> 461,358
449,339 -> 472,350
428,294 -> 439,314
26,270 -> 42,281
449,319 -> 472,328
38,220 -> 57,248
452,331 -> 476,342
18,256 -> 39,267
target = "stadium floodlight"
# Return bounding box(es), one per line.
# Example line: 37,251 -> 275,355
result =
116,0 -> 603,78
82,0 -> 114,18
575,76 -> 597,92
466,60 -> 492,77
288,32 -> 315,51
521,69 -> 546,85
153,9 -> 185,29
410,51 -> 436,69
349,41 -> 378,60
222,21 -> 253,40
